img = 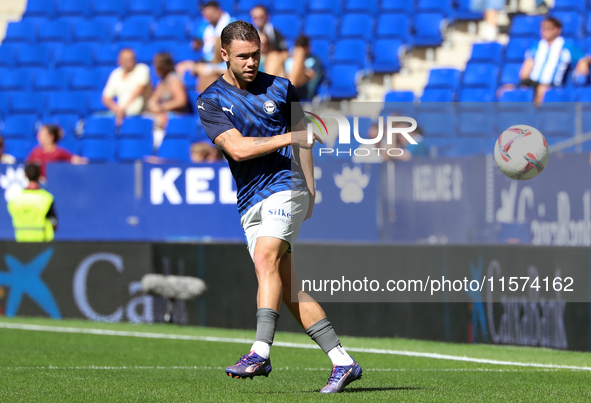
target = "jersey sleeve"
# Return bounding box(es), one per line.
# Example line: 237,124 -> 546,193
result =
197,97 -> 236,143
284,82 -> 305,128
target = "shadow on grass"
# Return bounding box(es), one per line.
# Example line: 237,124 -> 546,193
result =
251,386 -> 424,394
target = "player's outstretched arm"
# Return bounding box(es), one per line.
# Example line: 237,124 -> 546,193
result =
291,121 -> 316,220
214,128 -> 322,162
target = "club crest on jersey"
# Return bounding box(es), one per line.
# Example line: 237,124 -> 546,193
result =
263,100 -> 277,115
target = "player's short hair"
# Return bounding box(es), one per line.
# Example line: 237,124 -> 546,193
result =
43,124 -> 63,144
544,16 -> 562,29
221,20 -> 260,50
202,1 -> 220,9
25,163 -> 41,182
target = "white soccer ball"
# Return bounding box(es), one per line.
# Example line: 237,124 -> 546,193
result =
494,125 -> 549,180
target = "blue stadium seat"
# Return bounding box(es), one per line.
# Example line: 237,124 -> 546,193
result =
167,117 -> 199,141
416,110 -> 457,137
469,42 -> 503,64
309,0 -> 343,14
84,116 -> 117,138
34,69 -> 68,91
372,39 -> 402,73
157,137 -> 192,162
38,20 -> 72,43
382,90 -> 415,116
80,138 -> 116,161
4,138 -> 34,161
552,11 -> 583,39
11,93 -> 45,117
552,0 -> 586,13
499,88 -> 535,102
417,0 -> 453,17
0,93 -> 9,119
56,0 -> 90,17
426,68 -> 461,90
274,0 -> 305,14
543,88 -> 574,102
459,88 -> 496,102
0,45 -> 18,68
71,69 -> 103,91
182,71 -> 198,91
333,39 -> 367,68
328,64 -> 358,99
135,43 -> 160,65
4,21 -> 37,44
236,0 -> 272,13
24,0 -> 55,18
48,93 -> 87,116
0,70 -> 32,91
310,39 -> 330,69
421,88 -> 455,102
462,63 -> 499,89
17,45 -> 53,67
116,16 -> 154,42
55,43 -> 95,67
509,15 -> 544,38
455,0 -> 483,20
384,90 -> 414,103
74,20 -> 113,43
129,0 -> 161,17
56,16 -> 86,28
504,38 -> 536,63
120,117 -> 153,138
92,0 -> 126,17
45,114 -> 80,138
95,45 -> 119,66
163,0 -> 199,17
271,15 -> 302,41
88,92 -> 109,114
539,104 -> 576,136
2,115 -> 38,139
458,109 -> 496,137
575,86 -> 591,101
171,44 -> 202,64
412,14 -> 444,47
345,0 -> 378,13
381,0 -> 413,14
117,137 -> 154,160
340,14 -> 373,40
376,14 -> 410,42
499,63 -> 522,86
305,14 -> 337,40
154,16 -> 190,41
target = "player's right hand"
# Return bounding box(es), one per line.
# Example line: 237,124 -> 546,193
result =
292,130 -> 323,149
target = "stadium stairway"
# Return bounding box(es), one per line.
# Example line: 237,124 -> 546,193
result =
0,0 -> 26,42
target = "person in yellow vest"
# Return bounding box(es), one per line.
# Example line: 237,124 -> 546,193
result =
7,164 -> 57,242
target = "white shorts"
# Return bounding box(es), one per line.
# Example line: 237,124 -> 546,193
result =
241,190 -> 309,261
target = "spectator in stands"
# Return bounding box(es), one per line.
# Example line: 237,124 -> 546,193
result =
258,33 -> 287,77
250,5 -> 288,77
26,125 -> 88,180
190,142 -> 224,163
206,145 -> 224,162
500,17 -> 585,105
471,0 -> 504,41
0,136 -> 16,164
285,35 -> 324,101
147,53 -> 191,147
102,49 -> 152,126
176,1 -> 233,92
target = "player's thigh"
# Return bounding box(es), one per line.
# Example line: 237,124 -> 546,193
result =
241,201 -> 264,261
258,190 -> 309,251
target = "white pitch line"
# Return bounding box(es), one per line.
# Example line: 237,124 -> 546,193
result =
1,322 -> 590,372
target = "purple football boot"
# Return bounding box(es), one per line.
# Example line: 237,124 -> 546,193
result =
320,360 -> 363,393
226,351 -> 272,379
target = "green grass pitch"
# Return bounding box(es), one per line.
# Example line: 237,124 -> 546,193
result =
1,317 -> 590,402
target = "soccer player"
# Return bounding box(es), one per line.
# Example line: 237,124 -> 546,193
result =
197,21 -> 363,393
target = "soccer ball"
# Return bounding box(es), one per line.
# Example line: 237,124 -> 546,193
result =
494,125 -> 549,180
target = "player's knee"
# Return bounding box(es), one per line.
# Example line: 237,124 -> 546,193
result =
253,250 -> 280,276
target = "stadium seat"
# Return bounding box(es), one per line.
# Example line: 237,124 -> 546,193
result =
304,14 -> 337,40
504,38 -> 536,63
56,0 -> 90,17
381,0 -> 413,14
421,88 -> 455,102
462,63 -> 499,89
340,14 -> 374,41
333,40 -> 367,68
412,14 -> 444,47
376,14 -> 410,42
80,138 -> 116,161
17,44 -> 53,67
384,90 -> 415,103
4,21 -> 37,44
499,88 -> 535,103
117,137 -> 154,160
345,0 -> 378,14
459,88 -> 496,102
34,69 -> 68,91
0,93 -> 9,119
0,70 -> 32,91
0,45 -> 18,68
309,0 -> 343,14
171,44 -> 203,65
310,39 -> 330,69
416,110 -> 457,137
95,45 -> 119,66
2,115 -> 38,139
271,15 -> 302,41
157,137 -> 192,162
509,15 -> 544,38
154,16 -> 190,41
455,0 -> 483,20
274,0 -> 305,14
44,114 -> 80,141
544,88 -> 574,102
552,0 -> 586,12
417,0 -> 453,17
83,116 -> 117,138
182,71 -> 198,91
24,0 -> 55,18
4,138 -> 34,161
499,63 -> 522,86
426,68 -> 461,90
328,64 -> 358,99
116,16 -> 154,42
457,109 -> 496,137
48,93 -> 87,116
382,90 -> 415,116
469,42 -> 503,64
55,43 -> 95,68
237,0 -> 272,13
92,0 -> 126,17
371,39 -> 403,73
576,86 -> 591,101
70,69 -> 103,91
163,0 -> 199,17
38,20 -> 72,43
166,117 -> 196,138
11,93 -> 45,118
74,20 -> 113,43
120,117 -> 153,138
128,0 -> 162,17
88,92 -> 109,114
552,11 -> 583,39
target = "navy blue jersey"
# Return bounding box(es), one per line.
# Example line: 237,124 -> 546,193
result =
197,72 -> 306,216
